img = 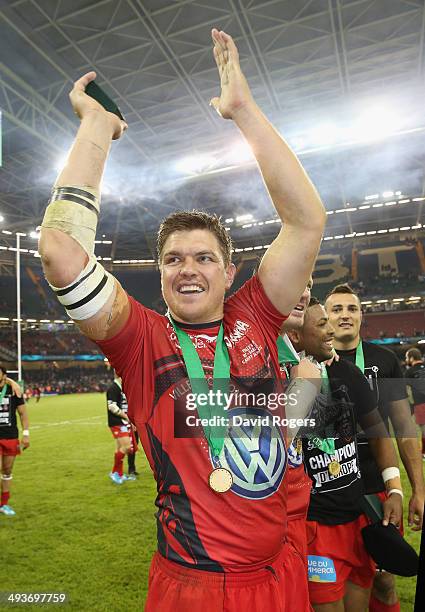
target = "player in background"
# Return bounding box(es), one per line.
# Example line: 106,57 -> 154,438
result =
0,366 -> 30,516
325,284 -> 425,612
405,347 -> 425,458
278,278 -> 318,556
106,374 -> 138,484
288,299 -> 402,611
39,28 -> 326,611
278,279 -> 322,607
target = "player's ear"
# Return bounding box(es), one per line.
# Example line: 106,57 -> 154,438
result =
225,263 -> 236,290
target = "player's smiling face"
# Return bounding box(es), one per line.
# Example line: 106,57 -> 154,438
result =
160,229 -> 236,324
301,304 -> 335,361
325,293 -> 362,343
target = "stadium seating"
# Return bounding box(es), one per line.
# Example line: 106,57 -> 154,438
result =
362,310 -> 425,340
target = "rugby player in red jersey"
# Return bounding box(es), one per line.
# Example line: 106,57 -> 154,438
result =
0,366 -> 29,516
39,29 -> 326,611
278,280 -> 322,609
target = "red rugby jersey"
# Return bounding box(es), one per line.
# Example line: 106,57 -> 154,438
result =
279,340 -> 313,522
97,276 -> 288,572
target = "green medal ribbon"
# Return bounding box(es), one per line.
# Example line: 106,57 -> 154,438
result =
0,384 -> 7,404
169,317 -> 230,460
315,343 -> 364,455
277,335 -> 300,366
310,364 -> 335,455
355,341 -> 365,373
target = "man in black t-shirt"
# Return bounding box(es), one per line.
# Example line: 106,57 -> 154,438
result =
405,347 -> 425,457
288,300 -> 402,610
0,366 -> 29,516
325,284 -> 425,612
106,375 -> 138,485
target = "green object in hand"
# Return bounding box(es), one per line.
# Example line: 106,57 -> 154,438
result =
85,81 -> 125,121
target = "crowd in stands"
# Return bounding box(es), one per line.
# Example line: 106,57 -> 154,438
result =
0,329 -> 99,356
22,366 -> 112,396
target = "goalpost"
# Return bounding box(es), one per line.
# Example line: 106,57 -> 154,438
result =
7,233 -> 23,386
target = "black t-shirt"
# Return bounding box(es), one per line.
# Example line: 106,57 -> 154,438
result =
337,341 -> 408,494
106,381 -> 128,427
0,384 -> 25,439
405,362 -> 425,406
303,359 -> 376,525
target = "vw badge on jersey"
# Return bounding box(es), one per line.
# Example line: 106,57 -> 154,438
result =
211,408 -> 287,499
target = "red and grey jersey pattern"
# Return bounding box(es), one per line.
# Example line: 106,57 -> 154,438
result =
0,384 -> 25,440
97,276 -> 289,572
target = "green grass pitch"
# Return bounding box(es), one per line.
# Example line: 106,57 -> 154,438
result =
0,393 -> 422,610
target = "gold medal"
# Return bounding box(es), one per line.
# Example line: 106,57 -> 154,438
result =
209,468 -> 233,493
296,438 -> 302,454
328,461 -> 341,476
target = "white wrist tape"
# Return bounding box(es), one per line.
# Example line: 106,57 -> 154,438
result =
22,429 -> 29,436
1,474 -> 12,480
41,185 -> 100,256
388,488 -> 404,499
107,401 -> 121,416
382,467 -> 400,483
48,255 -> 115,320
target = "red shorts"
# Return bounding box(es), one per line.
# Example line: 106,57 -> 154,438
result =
110,426 -> 138,451
0,438 -> 21,456
414,403 -> 425,425
145,541 -> 310,612
286,466 -> 312,560
306,514 -> 375,604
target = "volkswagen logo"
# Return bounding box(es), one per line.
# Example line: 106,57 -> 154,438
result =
212,407 -> 287,499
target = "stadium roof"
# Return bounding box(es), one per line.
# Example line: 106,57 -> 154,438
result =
1,0 -> 425,260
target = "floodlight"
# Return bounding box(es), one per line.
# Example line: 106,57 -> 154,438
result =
175,155 -> 215,174
355,106 -> 401,141
310,123 -> 339,146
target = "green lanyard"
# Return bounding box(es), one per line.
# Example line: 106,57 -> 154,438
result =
0,384 -> 7,403
311,342 -> 364,455
311,364 -> 335,455
169,317 -> 230,460
277,335 -> 300,367
355,341 -> 365,373
277,335 -> 335,455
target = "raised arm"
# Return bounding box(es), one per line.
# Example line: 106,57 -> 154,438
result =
38,72 -> 130,341
210,30 -> 326,315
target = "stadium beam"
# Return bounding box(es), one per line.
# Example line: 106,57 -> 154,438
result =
229,0 -> 282,112
128,0 -> 220,129
328,0 -> 351,95
418,0 -> 425,77
0,62 -> 72,152
1,2 -> 153,160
